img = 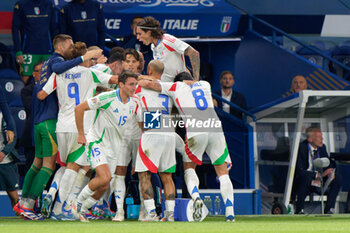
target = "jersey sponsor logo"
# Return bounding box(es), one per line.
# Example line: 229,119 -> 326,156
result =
220,16 -> 232,33
143,110 -> 161,129
34,7 -> 40,15
105,18 -> 121,29
92,97 -> 98,104
5,82 -> 14,92
81,11 -> 87,19
163,19 -> 199,31
113,108 -> 118,113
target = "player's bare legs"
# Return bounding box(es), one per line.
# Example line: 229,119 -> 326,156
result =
159,172 -> 175,221
138,171 -> 158,221
73,164 -> 111,222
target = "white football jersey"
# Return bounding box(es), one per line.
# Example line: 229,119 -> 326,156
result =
91,63 -> 113,75
134,84 -> 174,134
87,89 -> 142,142
43,66 -> 111,133
160,81 -> 222,137
151,34 -> 189,82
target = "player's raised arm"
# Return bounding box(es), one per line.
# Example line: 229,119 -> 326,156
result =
74,101 -> 90,145
108,75 -> 119,84
138,80 -> 162,92
184,46 -> 200,81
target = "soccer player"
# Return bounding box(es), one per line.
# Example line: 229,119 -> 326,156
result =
138,72 -> 235,222
110,48 -> 142,221
37,42 -> 118,220
17,34 -> 102,220
12,0 -> 57,84
134,60 -> 177,222
136,16 -> 200,81
72,71 -> 141,222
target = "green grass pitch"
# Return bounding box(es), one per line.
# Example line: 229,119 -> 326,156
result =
1,215 -> 350,233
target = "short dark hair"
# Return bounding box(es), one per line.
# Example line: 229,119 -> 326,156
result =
108,52 -> 123,64
109,47 -> 124,57
137,16 -> 164,39
33,60 -> 44,70
53,34 -> 72,50
174,72 -> 193,82
220,71 -> 234,80
122,48 -> 140,61
118,70 -> 138,84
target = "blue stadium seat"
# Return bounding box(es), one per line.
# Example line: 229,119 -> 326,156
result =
330,45 -> 350,80
0,68 -> 21,80
10,106 -> 26,140
0,42 -> 16,70
0,79 -> 24,107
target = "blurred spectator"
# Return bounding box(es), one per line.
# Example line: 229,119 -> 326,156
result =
20,61 -> 43,171
122,16 -> 152,72
0,86 -> 20,209
295,126 -> 342,214
12,0 -> 57,84
59,0 -> 105,48
213,71 -> 247,120
291,75 -> 308,93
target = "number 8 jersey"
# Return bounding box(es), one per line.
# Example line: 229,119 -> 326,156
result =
43,66 -> 112,133
160,80 -> 222,138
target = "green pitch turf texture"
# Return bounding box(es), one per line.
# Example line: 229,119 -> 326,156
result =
1,215 -> 349,233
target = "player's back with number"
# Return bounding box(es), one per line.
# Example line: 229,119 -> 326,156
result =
43,66 -> 111,133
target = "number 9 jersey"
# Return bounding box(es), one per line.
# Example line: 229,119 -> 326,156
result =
43,66 -> 112,133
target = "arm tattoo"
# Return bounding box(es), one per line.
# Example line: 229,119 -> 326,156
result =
185,46 -> 200,81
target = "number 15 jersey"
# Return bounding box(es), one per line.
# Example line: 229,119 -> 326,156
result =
43,66 -> 111,133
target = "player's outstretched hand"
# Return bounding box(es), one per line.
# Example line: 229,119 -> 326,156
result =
77,134 -> 87,145
83,49 -> 103,61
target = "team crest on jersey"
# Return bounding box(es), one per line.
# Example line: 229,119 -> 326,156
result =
92,97 -> 98,104
143,110 -> 161,129
220,16 -> 232,33
81,11 -> 87,19
34,7 -> 40,15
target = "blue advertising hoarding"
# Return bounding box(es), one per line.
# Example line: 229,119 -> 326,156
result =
53,0 -> 241,37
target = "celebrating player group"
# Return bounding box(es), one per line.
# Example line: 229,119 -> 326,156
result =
14,16 -> 235,223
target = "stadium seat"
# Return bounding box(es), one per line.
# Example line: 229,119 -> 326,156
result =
10,106 -> 26,140
296,44 -> 330,69
0,42 -> 16,70
0,79 -> 24,107
330,45 -> 350,80
0,68 -> 21,80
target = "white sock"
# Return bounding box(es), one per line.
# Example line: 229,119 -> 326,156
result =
114,175 -> 125,213
48,166 -> 65,199
184,168 -> 200,200
165,200 -> 175,213
219,174 -> 234,217
53,169 -> 78,214
82,196 -> 98,212
77,184 -> 94,203
65,169 -> 87,211
144,199 -> 155,214
23,198 -> 36,209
